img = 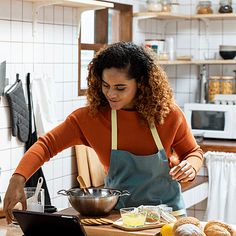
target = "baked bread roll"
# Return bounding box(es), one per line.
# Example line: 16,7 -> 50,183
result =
174,223 -> 206,236
204,221 -> 236,236
173,217 -> 202,233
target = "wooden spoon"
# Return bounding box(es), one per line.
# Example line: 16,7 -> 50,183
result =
77,176 -> 91,195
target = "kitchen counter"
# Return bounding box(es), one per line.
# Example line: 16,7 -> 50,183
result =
0,208 -> 162,236
198,138 -> 236,153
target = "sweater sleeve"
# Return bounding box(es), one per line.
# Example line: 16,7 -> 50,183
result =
14,110 -> 88,180
171,106 -> 204,173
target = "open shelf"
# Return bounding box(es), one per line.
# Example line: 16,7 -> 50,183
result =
23,0 -> 113,37
24,0 -> 114,10
133,12 -> 190,20
159,60 -> 236,65
133,12 -> 236,21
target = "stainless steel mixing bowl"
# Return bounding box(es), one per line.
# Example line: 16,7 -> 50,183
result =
58,188 -> 130,216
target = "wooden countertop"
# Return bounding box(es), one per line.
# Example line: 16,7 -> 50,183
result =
198,138 -> 236,153
0,208 -> 162,236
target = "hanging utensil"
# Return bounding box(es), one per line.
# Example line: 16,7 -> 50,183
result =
77,176 -> 90,195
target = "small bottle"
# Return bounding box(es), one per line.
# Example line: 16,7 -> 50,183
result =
208,76 -> 221,102
218,0 -> 233,13
196,1 -> 213,14
170,1 -> 180,14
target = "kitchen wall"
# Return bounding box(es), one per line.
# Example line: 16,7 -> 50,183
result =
0,0 -> 235,214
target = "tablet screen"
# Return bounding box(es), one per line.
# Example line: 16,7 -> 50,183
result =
13,209 -> 87,236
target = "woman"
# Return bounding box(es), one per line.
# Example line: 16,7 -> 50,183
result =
4,42 -> 203,223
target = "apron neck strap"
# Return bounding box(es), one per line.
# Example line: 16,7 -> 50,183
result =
111,110 -> 118,150
111,110 -> 164,151
150,124 -> 164,150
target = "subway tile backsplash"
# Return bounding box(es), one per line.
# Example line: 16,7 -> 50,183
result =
0,0 -> 234,214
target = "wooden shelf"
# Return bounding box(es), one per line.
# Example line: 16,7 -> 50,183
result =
193,13 -> 236,20
133,12 -> 236,21
159,60 -> 236,65
133,12 -> 190,20
24,0 -> 114,10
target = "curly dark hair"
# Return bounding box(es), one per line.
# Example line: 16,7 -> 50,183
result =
86,41 -> 174,125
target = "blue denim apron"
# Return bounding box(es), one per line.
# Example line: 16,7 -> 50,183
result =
104,110 -> 186,216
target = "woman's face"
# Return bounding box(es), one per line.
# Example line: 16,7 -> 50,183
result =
102,67 -> 138,110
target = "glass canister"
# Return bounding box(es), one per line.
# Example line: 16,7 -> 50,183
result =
218,0 -> 233,13
196,1 -> 213,14
162,0 -> 172,12
208,76 -> 221,102
221,76 -> 234,94
147,0 -> 162,12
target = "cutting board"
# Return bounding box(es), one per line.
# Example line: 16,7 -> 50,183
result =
75,145 -> 91,187
86,147 -> 106,187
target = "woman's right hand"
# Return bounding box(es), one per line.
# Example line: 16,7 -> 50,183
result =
3,174 -> 27,224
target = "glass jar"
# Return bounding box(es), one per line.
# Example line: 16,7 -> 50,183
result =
196,1 -> 213,14
162,0 -> 171,12
208,76 -> 221,102
218,0 -> 233,13
147,0 -> 162,12
221,76 -> 234,94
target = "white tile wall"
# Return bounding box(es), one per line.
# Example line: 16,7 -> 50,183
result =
0,0 -> 86,209
0,0 -> 234,213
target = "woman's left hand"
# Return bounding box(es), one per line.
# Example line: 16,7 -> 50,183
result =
169,160 -> 196,182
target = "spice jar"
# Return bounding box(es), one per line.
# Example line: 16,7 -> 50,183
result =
221,76 -> 234,94
218,0 -> 233,13
196,1 -> 213,14
208,76 -> 221,102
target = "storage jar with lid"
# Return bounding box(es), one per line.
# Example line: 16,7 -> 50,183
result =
170,0 -> 180,14
208,76 -> 221,102
218,0 -> 233,13
196,1 -> 213,14
221,76 -> 234,94
162,0 -> 171,12
147,0 -> 162,12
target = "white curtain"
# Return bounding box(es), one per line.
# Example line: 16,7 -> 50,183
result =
205,151 -> 236,224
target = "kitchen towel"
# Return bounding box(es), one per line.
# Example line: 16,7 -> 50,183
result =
31,73 -> 58,136
204,151 -> 236,224
5,75 -> 29,142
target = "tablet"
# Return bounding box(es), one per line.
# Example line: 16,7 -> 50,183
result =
13,209 -> 87,236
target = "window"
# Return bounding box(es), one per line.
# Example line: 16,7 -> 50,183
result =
78,3 -> 132,95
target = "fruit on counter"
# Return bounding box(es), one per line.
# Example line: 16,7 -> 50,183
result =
174,223 -> 206,236
160,224 -> 174,236
204,220 -> 236,236
173,216 -> 202,232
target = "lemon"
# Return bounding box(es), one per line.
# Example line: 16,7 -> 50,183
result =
160,224 -> 173,236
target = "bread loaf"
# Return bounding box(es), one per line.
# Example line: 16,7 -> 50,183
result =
173,217 -> 202,233
174,223 -> 206,236
204,221 -> 236,236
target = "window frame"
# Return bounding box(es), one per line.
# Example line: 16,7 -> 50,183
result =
78,2 -> 133,96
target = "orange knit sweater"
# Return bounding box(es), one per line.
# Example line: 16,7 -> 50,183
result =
15,105 -> 203,180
